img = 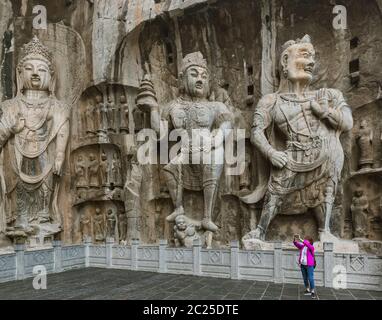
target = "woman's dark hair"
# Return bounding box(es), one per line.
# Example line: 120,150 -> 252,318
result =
304,236 -> 314,245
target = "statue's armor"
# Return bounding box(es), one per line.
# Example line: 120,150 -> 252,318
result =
162,97 -> 231,191
256,91 -> 348,212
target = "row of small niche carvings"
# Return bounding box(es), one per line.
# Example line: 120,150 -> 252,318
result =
80,92 -> 130,137
79,207 -> 128,243
74,150 -> 123,188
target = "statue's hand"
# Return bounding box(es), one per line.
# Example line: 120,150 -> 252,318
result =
269,150 -> 288,169
10,115 -> 25,134
311,88 -> 329,119
53,152 -> 65,176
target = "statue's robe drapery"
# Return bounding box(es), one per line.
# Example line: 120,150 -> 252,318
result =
0,97 -> 70,225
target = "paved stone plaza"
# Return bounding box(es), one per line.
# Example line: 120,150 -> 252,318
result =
0,268 -> 380,300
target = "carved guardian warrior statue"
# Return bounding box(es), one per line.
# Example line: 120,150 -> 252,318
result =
137,52 -> 233,235
0,36 -> 70,242
241,35 -> 353,244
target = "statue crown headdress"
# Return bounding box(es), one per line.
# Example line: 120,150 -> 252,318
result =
181,51 -> 208,73
18,36 -> 53,67
281,34 -> 312,55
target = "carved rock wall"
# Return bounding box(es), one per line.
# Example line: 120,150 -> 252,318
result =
0,0 -> 381,250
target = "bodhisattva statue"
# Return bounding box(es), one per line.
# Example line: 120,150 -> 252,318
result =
0,36 -> 70,242
241,35 -> 353,244
137,52 -> 233,234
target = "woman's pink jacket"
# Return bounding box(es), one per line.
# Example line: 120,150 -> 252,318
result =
293,240 -> 315,267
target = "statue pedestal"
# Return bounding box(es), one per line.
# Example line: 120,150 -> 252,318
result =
28,223 -> 61,248
242,239 -> 275,251
355,239 -> 382,255
313,232 -> 360,253
314,239 -> 359,253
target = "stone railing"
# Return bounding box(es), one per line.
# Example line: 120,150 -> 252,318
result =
0,239 -> 381,291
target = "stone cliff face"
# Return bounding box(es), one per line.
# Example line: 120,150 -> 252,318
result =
0,0 -> 381,250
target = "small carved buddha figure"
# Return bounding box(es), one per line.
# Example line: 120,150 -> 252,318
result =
93,208 -> 105,242
118,210 -> 127,243
99,151 -> 108,186
111,152 -> 122,185
75,155 -> 87,187
106,208 -> 116,238
356,119 -> 374,170
173,215 -> 200,248
119,94 -> 129,134
80,214 -> 91,240
0,36 -> 70,240
350,188 -> 369,239
107,93 -> 116,133
85,103 -> 96,135
94,94 -> 104,134
88,153 -> 100,187
100,95 -> 109,133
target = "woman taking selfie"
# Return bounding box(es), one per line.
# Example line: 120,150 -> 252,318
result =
293,235 -> 317,299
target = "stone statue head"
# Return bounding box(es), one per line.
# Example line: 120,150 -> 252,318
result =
354,188 -> 364,197
89,153 -> 96,161
95,208 -> 101,214
360,119 -> 368,128
95,94 -> 103,103
279,35 -> 315,84
16,36 -> 55,96
175,215 -> 187,231
101,152 -> 107,161
179,52 -> 210,98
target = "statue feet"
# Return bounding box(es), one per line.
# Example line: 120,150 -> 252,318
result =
201,219 -> 218,232
318,230 -> 338,243
242,226 -> 265,241
166,206 -> 185,222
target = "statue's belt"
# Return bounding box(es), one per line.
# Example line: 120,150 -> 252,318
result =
284,138 -> 329,173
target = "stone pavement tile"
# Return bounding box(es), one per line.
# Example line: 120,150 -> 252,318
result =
315,289 -> 334,295
369,291 -> 382,298
0,268 -> 379,300
164,294 -> 186,300
280,296 -> 298,300
247,287 -> 266,294
264,289 -> 282,296
243,293 -> 262,300
222,293 -> 243,300
317,295 -> 337,300
282,289 -> 299,295
145,292 -> 172,300
252,282 -> 269,288
336,295 -> 355,300
283,284 -> 299,288
204,294 -> 225,300
229,287 -> 251,295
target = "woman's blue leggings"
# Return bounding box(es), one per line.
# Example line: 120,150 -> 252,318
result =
300,265 -> 315,290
